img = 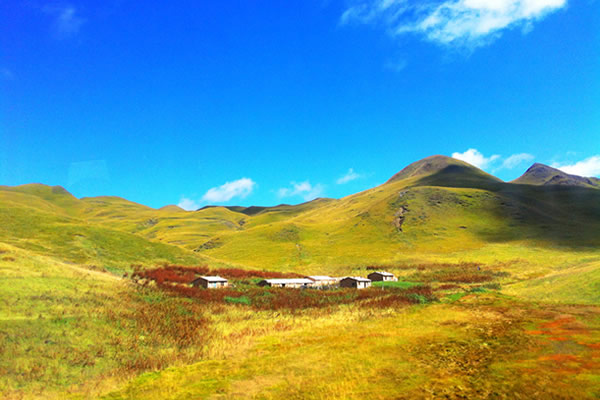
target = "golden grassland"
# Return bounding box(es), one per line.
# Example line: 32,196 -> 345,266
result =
2,242 -> 600,399
1,159 -> 600,399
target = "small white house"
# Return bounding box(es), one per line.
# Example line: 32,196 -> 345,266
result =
191,276 -> 228,289
339,277 -> 371,289
306,276 -> 338,287
367,271 -> 398,282
258,278 -> 314,288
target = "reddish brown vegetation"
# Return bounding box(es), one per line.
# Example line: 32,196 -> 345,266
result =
132,264 -> 437,311
361,286 -> 436,308
366,262 -> 506,283
437,284 -> 462,290
132,264 -> 303,285
104,287 -> 213,374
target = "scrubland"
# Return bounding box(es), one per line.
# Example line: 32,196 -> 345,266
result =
2,244 -> 599,399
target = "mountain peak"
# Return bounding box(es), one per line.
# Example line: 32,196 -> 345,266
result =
513,163 -> 599,188
386,155 -> 497,184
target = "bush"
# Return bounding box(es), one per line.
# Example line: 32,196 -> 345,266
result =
482,283 -> 502,290
407,294 -> 429,304
224,296 -> 251,305
469,287 -> 488,293
371,281 -> 421,289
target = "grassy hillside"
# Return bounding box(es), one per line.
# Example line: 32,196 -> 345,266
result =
0,186 -> 205,269
2,155 -> 600,399
0,245 -> 258,399
2,157 -> 599,273
195,169 -> 600,270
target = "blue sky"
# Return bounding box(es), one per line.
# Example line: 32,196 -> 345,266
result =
1,1 -> 599,209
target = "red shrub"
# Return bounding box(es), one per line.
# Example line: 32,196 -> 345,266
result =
133,267 -> 197,284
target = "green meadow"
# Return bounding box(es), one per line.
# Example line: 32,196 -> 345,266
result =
1,156 -> 599,399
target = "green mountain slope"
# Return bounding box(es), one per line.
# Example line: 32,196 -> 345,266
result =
0,185 -> 205,268
2,156 -> 599,271
186,157 -> 598,268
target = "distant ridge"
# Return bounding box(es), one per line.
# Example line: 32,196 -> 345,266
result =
1,183 -> 77,199
199,197 -> 335,216
159,205 -> 186,212
513,163 -> 600,188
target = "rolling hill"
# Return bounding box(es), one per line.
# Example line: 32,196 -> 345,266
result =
2,155 -> 600,399
1,155 -> 599,272
185,156 -> 600,269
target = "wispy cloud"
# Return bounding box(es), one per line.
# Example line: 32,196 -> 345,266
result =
178,178 -> 256,210
178,198 -> 201,211
452,148 -> 500,169
452,148 -> 536,171
552,155 -> 600,177
44,4 -> 85,39
201,178 -> 256,203
277,181 -> 325,201
341,0 -> 567,49
336,168 -> 362,184
501,153 -> 534,169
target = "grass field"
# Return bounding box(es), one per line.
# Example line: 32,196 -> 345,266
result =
104,294 -> 600,400
1,157 -> 599,399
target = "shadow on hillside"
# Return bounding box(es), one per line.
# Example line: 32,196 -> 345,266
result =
414,166 -> 600,248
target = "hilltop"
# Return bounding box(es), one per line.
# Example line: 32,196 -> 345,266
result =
513,163 -> 600,188
386,155 -> 500,183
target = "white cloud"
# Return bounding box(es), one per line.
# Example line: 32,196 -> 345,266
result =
501,153 -> 534,169
178,198 -> 201,211
452,148 -> 500,169
278,181 -> 325,201
552,156 -> 600,177
201,178 -> 256,203
341,0 -> 567,48
336,168 -> 362,184
44,5 -> 85,39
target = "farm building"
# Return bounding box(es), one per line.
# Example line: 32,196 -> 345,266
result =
258,278 -> 314,288
306,276 -> 338,286
191,276 -> 228,289
367,271 -> 398,282
339,277 -> 371,289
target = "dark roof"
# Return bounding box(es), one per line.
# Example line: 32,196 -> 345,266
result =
369,271 -> 394,276
341,276 -> 371,283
